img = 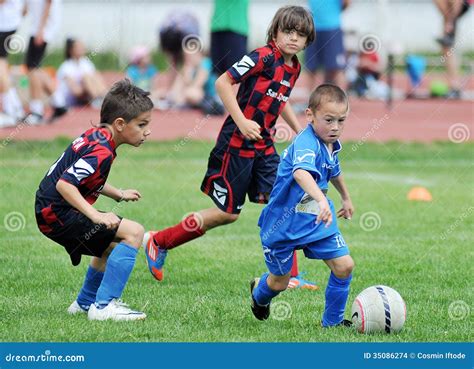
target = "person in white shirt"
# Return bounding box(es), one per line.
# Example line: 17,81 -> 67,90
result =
50,38 -> 107,121
24,0 -> 62,125
0,0 -> 25,127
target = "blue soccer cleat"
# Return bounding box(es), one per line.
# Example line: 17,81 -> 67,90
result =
143,231 -> 168,281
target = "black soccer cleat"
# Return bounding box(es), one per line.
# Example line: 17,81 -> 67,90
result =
321,319 -> 353,328
337,319 -> 353,328
250,278 -> 270,321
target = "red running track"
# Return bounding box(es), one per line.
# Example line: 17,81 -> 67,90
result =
1,72 -> 472,143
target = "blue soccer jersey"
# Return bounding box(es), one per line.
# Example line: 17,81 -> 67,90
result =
258,123 -> 342,247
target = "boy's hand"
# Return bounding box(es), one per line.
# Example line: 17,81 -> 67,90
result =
237,119 -> 263,141
337,198 -> 354,219
316,199 -> 332,228
120,189 -> 142,202
91,212 -> 121,230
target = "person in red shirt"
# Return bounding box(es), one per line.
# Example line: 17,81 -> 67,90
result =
35,79 -> 153,321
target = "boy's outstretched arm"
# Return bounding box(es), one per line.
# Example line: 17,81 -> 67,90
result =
215,73 -> 262,141
330,175 -> 354,219
101,183 -> 141,202
293,169 -> 332,227
56,180 -> 120,229
280,102 -> 303,134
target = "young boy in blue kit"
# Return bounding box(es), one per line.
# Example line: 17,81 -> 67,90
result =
35,79 -> 153,321
250,84 -> 355,327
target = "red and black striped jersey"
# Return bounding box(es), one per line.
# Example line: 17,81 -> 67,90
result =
218,41 -> 301,155
35,127 -> 116,234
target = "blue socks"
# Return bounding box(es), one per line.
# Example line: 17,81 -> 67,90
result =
322,272 -> 352,327
252,273 -> 281,306
76,265 -> 104,310
95,243 -> 138,308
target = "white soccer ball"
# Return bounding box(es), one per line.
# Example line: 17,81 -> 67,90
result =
351,285 -> 406,334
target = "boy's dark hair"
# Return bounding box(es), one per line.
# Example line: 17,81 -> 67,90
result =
100,79 -> 154,124
65,38 -> 75,60
266,6 -> 315,46
308,84 -> 349,112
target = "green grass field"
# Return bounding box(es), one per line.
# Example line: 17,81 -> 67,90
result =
0,139 -> 472,342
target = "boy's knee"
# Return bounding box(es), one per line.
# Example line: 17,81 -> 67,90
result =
333,258 -> 354,279
223,213 -> 239,224
214,212 -> 239,226
122,222 -> 145,249
200,208 -> 240,231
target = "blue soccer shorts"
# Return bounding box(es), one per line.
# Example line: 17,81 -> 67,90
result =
304,28 -> 346,72
262,232 -> 350,276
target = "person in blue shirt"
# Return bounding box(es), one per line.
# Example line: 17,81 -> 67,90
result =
305,0 -> 350,88
250,84 -> 355,327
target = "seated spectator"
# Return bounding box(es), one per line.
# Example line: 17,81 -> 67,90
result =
50,38 -> 107,121
167,50 -> 223,114
154,11 -> 223,114
126,45 -> 157,92
350,48 -> 388,100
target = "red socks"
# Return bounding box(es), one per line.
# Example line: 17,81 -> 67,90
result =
290,251 -> 299,277
152,214 -> 205,250
151,215 -> 300,279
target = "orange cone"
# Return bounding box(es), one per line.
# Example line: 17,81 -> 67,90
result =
407,186 -> 432,202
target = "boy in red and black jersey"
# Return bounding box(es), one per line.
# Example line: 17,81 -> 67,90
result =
144,6 -> 318,289
36,128 -> 117,235
35,79 -> 153,321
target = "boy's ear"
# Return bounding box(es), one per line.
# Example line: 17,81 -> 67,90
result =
113,117 -> 127,132
305,108 -> 315,122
